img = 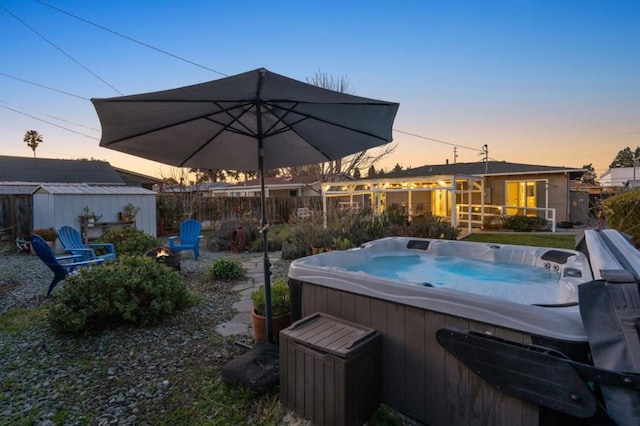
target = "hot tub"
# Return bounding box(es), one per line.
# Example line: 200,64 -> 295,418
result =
288,237 -> 596,425
290,237 -> 592,342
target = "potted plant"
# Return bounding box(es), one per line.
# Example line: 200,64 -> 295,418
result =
31,227 -> 57,253
122,203 -> 140,222
80,206 -> 102,227
307,225 -> 336,255
250,279 -> 292,343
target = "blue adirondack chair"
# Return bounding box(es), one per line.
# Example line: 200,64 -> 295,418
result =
30,234 -> 105,296
57,226 -> 116,261
168,219 -> 203,260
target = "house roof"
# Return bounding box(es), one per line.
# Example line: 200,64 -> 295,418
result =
227,175 -> 320,189
383,161 -> 586,179
0,155 -> 125,185
217,175 -> 320,191
112,167 -> 164,188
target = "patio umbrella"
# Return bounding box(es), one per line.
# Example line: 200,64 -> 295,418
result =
92,68 -> 399,342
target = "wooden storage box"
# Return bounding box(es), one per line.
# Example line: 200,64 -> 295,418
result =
280,312 -> 381,426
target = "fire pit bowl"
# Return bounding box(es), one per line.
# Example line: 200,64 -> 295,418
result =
143,247 -> 181,271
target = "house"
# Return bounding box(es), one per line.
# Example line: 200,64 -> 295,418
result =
112,167 -> 164,190
600,167 -> 640,188
323,161 -> 586,232
210,175 -> 321,198
0,155 -> 126,188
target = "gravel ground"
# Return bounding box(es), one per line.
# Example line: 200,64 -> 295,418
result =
0,245 -> 292,425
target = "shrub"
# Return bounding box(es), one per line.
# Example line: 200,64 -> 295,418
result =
603,190 -> 640,244
97,226 -> 160,255
501,215 -> 550,232
281,228 -> 308,260
48,256 -> 190,334
483,215 -> 505,230
343,208 -> 385,246
251,279 -> 290,316
205,218 -> 259,252
332,236 -> 354,250
206,258 -> 245,281
406,216 -> 460,239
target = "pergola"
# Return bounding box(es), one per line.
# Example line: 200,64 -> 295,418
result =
322,174 -> 485,233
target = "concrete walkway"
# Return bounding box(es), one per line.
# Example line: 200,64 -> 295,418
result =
214,252 -> 282,338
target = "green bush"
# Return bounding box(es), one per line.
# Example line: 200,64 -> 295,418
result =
206,258 -> 245,281
97,226 -> 161,255
281,228 -> 308,260
406,216 -> 460,239
205,218 -> 260,251
501,215 -> 550,232
251,279 -> 290,316
603,190 -> 640,244
48,256 -> 190,334
343,208 -> 385,246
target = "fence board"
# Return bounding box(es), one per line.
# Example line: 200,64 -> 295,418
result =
0,195 -> 33,241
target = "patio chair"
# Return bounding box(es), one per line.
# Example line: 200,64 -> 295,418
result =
168,219 -> 203,261
57,225 -> 116,261
30,234 -> 105,296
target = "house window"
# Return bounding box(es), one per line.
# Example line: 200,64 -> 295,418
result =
505,180 -> 547,217
289,190 -> 298,197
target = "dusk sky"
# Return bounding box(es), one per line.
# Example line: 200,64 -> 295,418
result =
1,0 -> 638,180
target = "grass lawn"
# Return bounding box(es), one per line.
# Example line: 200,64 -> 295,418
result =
462,232 -> 578,249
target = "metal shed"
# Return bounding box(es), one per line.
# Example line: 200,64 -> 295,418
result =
32,185 -> 157,243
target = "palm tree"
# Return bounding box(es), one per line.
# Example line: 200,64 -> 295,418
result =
23,130 -> 43,158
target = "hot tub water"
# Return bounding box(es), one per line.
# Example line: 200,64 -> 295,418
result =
345,253 -> 570,305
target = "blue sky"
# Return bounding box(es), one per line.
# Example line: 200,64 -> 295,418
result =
1,0 -> 638,179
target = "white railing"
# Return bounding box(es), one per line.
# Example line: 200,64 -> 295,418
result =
456,204 -> 557,232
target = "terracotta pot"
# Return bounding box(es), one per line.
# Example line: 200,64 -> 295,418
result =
252,310 -> 292,343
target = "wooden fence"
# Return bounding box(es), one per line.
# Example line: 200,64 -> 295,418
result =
158,195 -> 324,233
1,193 -> 325,241
0,195 -> 33,242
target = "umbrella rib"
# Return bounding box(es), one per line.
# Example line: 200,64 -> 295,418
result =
179,102 -> 259,167
260,101 -> 303,137
264,101 -> 392,142
100,101 -> 257,147
202,102 -> 258,138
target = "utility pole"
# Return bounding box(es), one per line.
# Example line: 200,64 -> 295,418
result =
482,144 -> 489,172
453,147 -> 458,164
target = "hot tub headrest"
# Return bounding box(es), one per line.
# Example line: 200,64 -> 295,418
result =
600,269 -> 637,284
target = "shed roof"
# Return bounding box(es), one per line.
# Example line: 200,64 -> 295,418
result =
33,185 -> 156,195
0,183 -> 39,195
0,155 -> 125,185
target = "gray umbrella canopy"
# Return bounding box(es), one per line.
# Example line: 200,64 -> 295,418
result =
92,68 -> 399,171
92,68 -> 399,343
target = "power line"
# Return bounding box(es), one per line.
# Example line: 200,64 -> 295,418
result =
35,0 -> 228,78
0,99 -> 100,131
0,3 -> 122,95
1,105 -> 98,140
0,72 -> 88,100
393,128 -> 484,153
21,1 -> 505,161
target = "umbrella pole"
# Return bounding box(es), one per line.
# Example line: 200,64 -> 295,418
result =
256,74 -> 273,343
259,158 -> 273,343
